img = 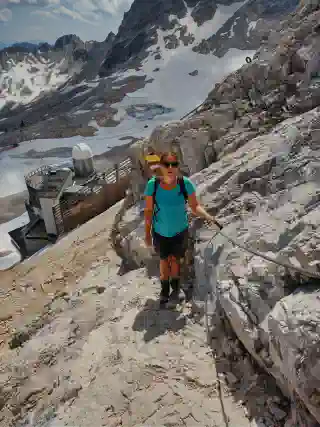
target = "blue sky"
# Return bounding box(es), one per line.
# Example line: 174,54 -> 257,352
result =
0,0 -> 134,44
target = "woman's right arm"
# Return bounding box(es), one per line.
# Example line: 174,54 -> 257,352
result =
144,195 -> 154,244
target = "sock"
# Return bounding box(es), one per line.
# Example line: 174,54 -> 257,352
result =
160,280 -> 170,298
170,277 -> 180,292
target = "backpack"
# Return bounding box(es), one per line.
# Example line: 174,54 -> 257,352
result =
152,177 -> 188,224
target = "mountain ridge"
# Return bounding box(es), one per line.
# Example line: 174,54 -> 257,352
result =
0,0 -> 301,147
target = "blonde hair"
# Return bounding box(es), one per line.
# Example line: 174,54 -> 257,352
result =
160,151 -> 179,163
144,150 -> 181,178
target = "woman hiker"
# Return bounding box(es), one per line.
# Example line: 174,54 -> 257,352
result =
144,152 -> 222,307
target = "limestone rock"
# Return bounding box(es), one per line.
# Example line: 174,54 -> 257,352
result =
194,108 -> 320,424
268,290 -> 320,423
120,102 -> 320,425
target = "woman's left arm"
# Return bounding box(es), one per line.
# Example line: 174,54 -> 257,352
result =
187,192 -> 222,229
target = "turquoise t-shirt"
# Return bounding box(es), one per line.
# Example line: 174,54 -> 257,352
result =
144,176 -> 196,237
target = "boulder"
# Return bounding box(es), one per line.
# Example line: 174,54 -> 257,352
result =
268,290 -> 320,423
128,105 -> 237,179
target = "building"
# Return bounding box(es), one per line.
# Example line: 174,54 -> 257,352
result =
25,166 -> 73,236
10,142 -> 132,259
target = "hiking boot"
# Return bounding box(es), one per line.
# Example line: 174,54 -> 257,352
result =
159,280 -> 170,307
169,278 -> 184,305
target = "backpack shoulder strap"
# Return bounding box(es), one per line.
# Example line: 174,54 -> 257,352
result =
152,177 -> 160,217
152,177 -> 160,199
178,176 -> 188,202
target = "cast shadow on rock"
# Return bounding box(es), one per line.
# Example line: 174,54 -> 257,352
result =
132,298 -> 187,343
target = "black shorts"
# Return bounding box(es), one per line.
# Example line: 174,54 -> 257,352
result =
152,228 -> 189,260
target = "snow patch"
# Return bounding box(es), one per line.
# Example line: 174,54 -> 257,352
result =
179,1 -> 247,43
71,86 -> 97,99
0,212 -> 29,271
0,212 -> 29,235
247,20 -> 257,36
72,109 -> 92,115
114,0 -> 254,118
135,42 -> 255,117
230,16 -> 241,37
0,57 -> 71,111
113,68 -> 145,82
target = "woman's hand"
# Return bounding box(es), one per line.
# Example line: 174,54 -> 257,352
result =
206,216 -> 223,230
212,218 -> 223,230
188,196 -> 222,230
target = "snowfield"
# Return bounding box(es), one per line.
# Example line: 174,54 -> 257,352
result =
112,0 -> 254,118
178,0 -> 247,41
0,54 -> 71,110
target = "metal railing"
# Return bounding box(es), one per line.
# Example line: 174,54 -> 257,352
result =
25,164 -> 51,184
103,157 -> 132,184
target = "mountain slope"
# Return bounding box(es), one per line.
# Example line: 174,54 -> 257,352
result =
99,0 -> 300,75
1,2 -> 320,427
0,35 -> 115,112
0,0 -> 301,159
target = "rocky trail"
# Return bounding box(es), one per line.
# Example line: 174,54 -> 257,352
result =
0,201 -> 286,427
17,267 -> 249,427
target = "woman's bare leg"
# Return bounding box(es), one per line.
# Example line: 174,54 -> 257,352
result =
168,255 -> 180,278
160,258 -> 170,280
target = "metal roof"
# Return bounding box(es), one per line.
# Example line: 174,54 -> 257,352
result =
32,169 -> 72,199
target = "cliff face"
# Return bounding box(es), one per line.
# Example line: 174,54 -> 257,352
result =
192,107 -> 320,426
99,0 -> 300,76
0,0 -> 299,146
114,1 -> 320,424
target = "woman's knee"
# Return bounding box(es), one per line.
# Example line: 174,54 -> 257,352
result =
160,258 -> 170,279
169,256 -> 180,274
169,255 -> 180,264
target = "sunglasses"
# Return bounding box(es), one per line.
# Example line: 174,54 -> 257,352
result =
162,161 -> 179,168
